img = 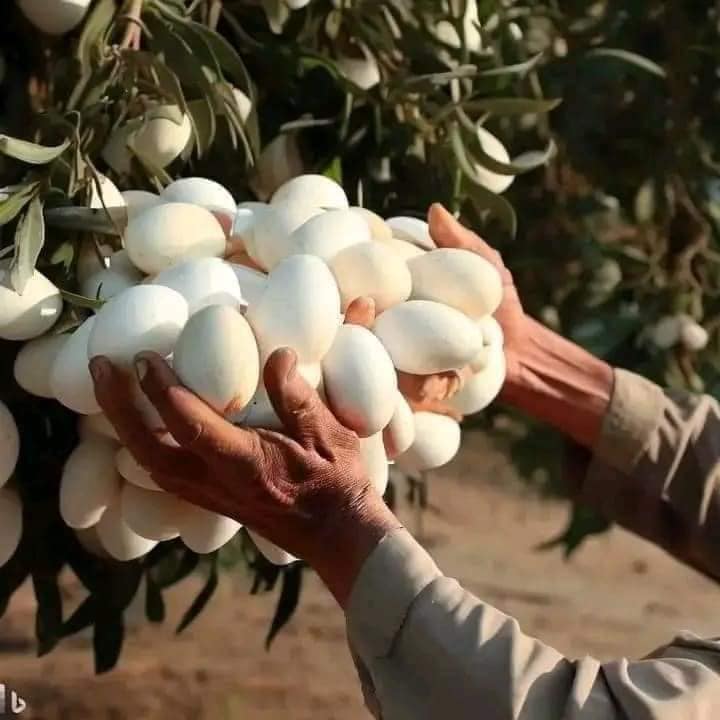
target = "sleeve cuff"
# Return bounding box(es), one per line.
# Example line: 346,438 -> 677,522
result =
345,528 -> 441,660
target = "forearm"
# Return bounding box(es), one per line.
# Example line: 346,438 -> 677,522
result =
500,317 -> 613,449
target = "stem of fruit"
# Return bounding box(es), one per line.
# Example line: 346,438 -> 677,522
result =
120,0 -> 144,51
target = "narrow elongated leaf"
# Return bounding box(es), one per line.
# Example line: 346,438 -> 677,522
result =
176,555 -> 218,634
93,613 -> 124,674
479,52 -> 544,77
0,136 -> 70,165
463,97 -> 562,115
145,576 -> 165,623
585,48 -> 666,78
75,0 -> 116,65
468,126 -> 557,175
465,182 -> 518,238
32,571 -> 63,656
0,182 -> 40,226
62,595 -> 97,637
265,564 -> 303,648
10,195 -> 45,294
59,289 -> 104,311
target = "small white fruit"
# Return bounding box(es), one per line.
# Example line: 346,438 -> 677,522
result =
228,264 -> 268,308
395,412 -> 461,473
116,447 -> 161,492
0,401 -> 19,488
0,488 -> 22,567
125,203 -> 226,275
271,174 -> 349,211
383,392 -> 415,460
96,499 -> 157,561
373,300 -> 483,374
120,483 -> 183,541
51,317 -> 101,415
329,242 -> 412,312
78,413 -> 119,442
121,190 -> 162,221
470,316 -> 504,372
179,505 -> 241,554
80,260 -> 142,302
286,210 -> 371,263
359,433 -> 389,495
173,305 -> 259,416
248,254 -> 341,363
248,530 -> 297,566
385,237 -> 425,261
89,174 -> 126,210
155,257 -> 243,314
349,207 -> 393,242
322,325 -> 397,437
88,285 -> 189,369
0,261 -> 63,341
161,177 -> 236,215
60,438 -> 121,528
474,127 -> 514,195
14,334 -> 68,398
386,217 -> 435,250
336,45 -> 381,90
651,315 -> 681,349
448,344 -> 506,415
231,87 -> 253,123
130,106 -> 192,169
679,317 -> 709,352
408,248 -> 503,318
18,0 -> 90,35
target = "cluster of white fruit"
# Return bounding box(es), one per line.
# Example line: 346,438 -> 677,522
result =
0,172 -> 505,569
650,314 -> 709,352
17,0 -> 92,36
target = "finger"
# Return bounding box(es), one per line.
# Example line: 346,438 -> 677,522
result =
344,297 -> 376,329
89,357 -> 201,481
134,352 -> 260,462
398,371 -> 456,403
264,347 -> 339,447
211,210 -> 233,237
407,397 -> 463,422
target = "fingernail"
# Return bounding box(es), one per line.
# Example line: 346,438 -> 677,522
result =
88,357 -> 107,382
134,357 -> 149,383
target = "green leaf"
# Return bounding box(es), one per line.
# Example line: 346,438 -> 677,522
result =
465,182 -> 518,238
10,196 -> 45,294
478,52 -> 544,78
0,182 -> 40,226
176,555 -> 218,634
323,157 -> 343,184
145,576 -> 165,623
0,136 -> 70,165
186,19 -> 253,90
93,613 -> 124,674
75,0 -> 116,65
470,131 -> 557,176
62,596 -> 97,638
463,97 -> 562,115
32,570 -> 63,657
59,289 -> 104,311
584,48 -> 667,79
265,565 -> 303,649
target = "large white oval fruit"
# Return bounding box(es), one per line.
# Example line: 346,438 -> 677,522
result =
383,392 -> 415,460
373,300 -> 483,374
285,209 -> 371,263
60,438 -> 121,528
448,344 -> 506,415
125,203 -> 226,275
18,0 -> 90,35
161,177 -> 236,215
0,401 -> 19,489
179,505 -> 241,554
322,325 -> 397,437
408,248 -> 503,318
329,242 -> 412,312
359,433 -> 389,495
385,237 -> 424,261
130,106 -> 192,169
337,45 -> 381,90
88,285 -> 188,369
89,174 -> 126,210
116,447 -> 161,491
96,500 -> 157,561
174,305 -> 259,416
0,262 -> 62,341
349,207 -> 393,242
248,254 -> 341,363
248,530 -> 297,566
271,174 -> 349,211
470,316 -> 504,372
120,483 -> 183,541
80,251 -> 143,301
51,318 -> 101,415
14,334 -> 68,398
0,488 -> 22,567
121,190 -> 162,221
474,127 -> 514,195
78,413 -> 119,442
395,412 -> 461,473
155,257 -> 242,314
386,217 -> 435,250
228,264 -> 267,308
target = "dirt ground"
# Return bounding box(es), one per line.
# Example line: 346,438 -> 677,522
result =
1,431 -> 719,720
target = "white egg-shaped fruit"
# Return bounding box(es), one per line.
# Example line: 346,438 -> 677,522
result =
88,285 -> 188,369
248,530 -> 297,566
449,345 -> 506,415
385,238 -> 424,262
330,242 -> 412,312
359,433 -> 389,495
474,127 -> 514,195
116,447 -> 161,491
386,217 -> 435,250
286,209 -> 371,264
130,106 -> 192,169
174,305 -> 259,416
0,401 -> 19,488
231,201 -> 267,246
251,133 -> 304,201
408,248 -> 503,318
470,316 -> 504,372
231,87 -> 253,123
78,413 -> 119,442
322,326 -> 397,437
18,0 -> 90,35
121,190 -> 162,221
51,318 -> 101,414
14,334 -> 68,398
96,500 -> 157,561
337,47 -> 381,90
373,300 -> 483,374
383,392 -> 415,460
121,483 -> 184,541
90,174 -> 126,210
80,265 -> 141,302
77,241 -> 113,283
679,317 -> 710,352
0,488 -> 22,567
155,258 -> 242,314
271,174 -> 348,211
161,177 -> 236,215
396,412 -> 461,473
179,505 -> 241,554
229,264 -> 267,308
0,262 -> 63,341
60,438 -> 122,528
125,203 -> 226,275
248,254 -> 341,364
349,207 -> 393,242
285,0 -> 311,9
